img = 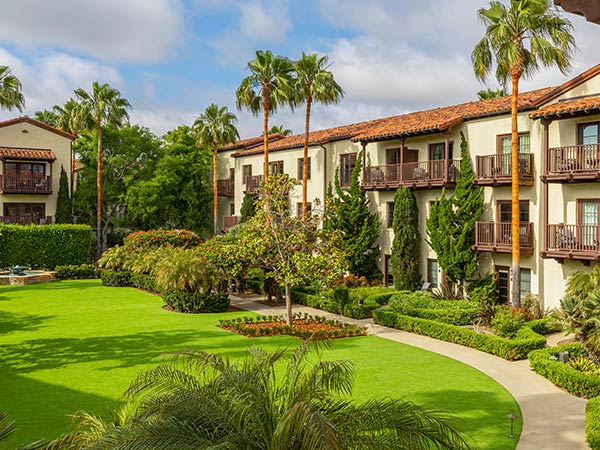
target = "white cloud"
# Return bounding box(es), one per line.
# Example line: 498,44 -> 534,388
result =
0,0 -> 185,63
239,1 -> 293,42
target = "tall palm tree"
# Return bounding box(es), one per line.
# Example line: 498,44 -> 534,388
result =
236,50 -> 295,184
194,103 -> 239,236
49,341 -> 470,449
54,98 -> 83,135
294,52 -> 344,219
0,66 -> 24,112
472,0 -> 575,306
268,124 -> 293,136
74,82 -> 131,257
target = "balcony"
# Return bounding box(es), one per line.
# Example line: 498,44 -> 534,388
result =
363,159 -> 460,190
0,174 -> 52,194
542,144 -> 600,182
474,221 -> 534,254
1,215 -> 52,225
542,224 -> 600,262
474,153 -> 534,186
223,216 -> 239,231
245,175 -> 264,193
217,179 -> 234,197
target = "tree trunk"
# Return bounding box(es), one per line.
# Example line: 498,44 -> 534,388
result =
510,72 -> 521,307
302,93 -> 312,220
262,88 -> 270,184
285,282 -> 293,326
213,142 -> 219,236
96,125 -> 102,259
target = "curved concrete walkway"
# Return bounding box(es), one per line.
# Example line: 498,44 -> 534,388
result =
230,294 -> 588,450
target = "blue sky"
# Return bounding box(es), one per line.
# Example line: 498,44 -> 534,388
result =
0,0 -> 598,138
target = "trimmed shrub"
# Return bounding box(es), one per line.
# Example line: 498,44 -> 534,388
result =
528,344 -> 600,398
373,309 -> 546,360
130,273 -> 160,294
587,397 -> 600,449
491,308 -> 527,338
124,229 -> 201,249
526,317 -> 560,336
100,270 -> 132,287
0,224 -> 92,269
55,264 -> 98,280
162,291 -> 230,313
388,291 -> 478,326
333,285 -> 351,312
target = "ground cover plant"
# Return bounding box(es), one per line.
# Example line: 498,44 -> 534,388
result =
0,280 -> 521,449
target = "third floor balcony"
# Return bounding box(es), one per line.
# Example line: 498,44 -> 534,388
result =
474,153 -> 534,186
217,179 -> 234,197
473,221 -> 534,254
543,144 -> 600,182
245,175 -> 264,193
363,159 -> 460,190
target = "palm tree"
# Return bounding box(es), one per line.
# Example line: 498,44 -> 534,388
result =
74,82 -> 131,257
294,52 -> 344,219
472,0 -> 575,306
267,124 -> 293,136
476,88 -> 507,100
34,109 -> 59,127
236,50 -> 295,184
0,66 -> 24,112
50,341 -> 470,449
54,98 -> 83,135
193,103 -> 239,235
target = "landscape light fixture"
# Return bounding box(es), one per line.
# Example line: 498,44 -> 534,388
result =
506,413 -> 518,438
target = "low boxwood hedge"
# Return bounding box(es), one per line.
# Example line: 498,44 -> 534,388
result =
55,264 -> 98,280
373,309 -> 546,360
528,344 -> 600,398
388,292 -> 478,326
162,290 -> 230,313
100,269 -> 132,287
130,273 -> 160,293
588,397 -> 600,449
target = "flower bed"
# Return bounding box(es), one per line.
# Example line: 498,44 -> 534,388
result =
219,313 -> 367,339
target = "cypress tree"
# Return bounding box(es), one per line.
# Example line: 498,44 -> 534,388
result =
240,193 -> 257,223
326,151 -> 381,280
55,165 -> 71,224
391,186 -> 421,290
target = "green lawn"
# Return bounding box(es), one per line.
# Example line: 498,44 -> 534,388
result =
0,280 -> 521,449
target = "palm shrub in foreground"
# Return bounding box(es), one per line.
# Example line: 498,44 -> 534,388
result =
49,340 -> 470,450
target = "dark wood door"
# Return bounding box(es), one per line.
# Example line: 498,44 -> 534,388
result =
495,266 -> 510,304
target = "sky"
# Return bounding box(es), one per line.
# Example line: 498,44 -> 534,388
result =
0,0 -> 599,139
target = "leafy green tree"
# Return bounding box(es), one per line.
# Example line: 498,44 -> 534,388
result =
267,124 -> 293,136
49,341 -> 469,449
240,192 -> 257,223
236,50 -> 295,184
476,88 -> 507,100
294,52 -> 344,218
427,133 -> 483,295
0,66 -> 24,111
74,81 -> 131,256
472,0 -> 575,306
193,103 -> 239,236
34,109 -> 59,127
391,187 -> 421,290
55,166 -> 71,224
53,98 -> 83,135
326,151 -> 381,281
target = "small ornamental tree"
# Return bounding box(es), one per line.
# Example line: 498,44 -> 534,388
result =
239,174 -> 347,325
427,133 -> 483,295
55,165 -> 72,223
390,187 -> 421,290
326,151 -> 381,281
240,193 -> 257,223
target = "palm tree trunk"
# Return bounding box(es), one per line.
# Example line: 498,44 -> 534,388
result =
262,92 -> 270,184
213,143 -> 219,236
96,124 -> 102,259
302,95 -> 312,220
285,282 -> 293,326
510,72 -> 521,307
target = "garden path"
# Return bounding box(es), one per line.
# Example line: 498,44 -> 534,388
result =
229,294 -> 588,450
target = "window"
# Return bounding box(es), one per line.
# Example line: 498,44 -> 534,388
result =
495,266 -> 510,304
340,153 -> 357,187
2,203 -> 46,225
269,161 -> 284,175
387,202 -> 394,228
386,148 -> 401,164
498,133 -> 530,154
242,165 -> 252,185
520,268 -> 531,298
384,254 -> 394,287
498,200 -> 529,222
297,157 -> 311,180
578,199 -> 600,246
429,142 -> 453,160
427,259 -> 439,287
296,202 -> 312,217
229,203 -> 235,216
579,122 -> 600,145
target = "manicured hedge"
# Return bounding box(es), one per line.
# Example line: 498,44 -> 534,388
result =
373,309 -> 546,360
124,229 -> 201,249
388,292 -> 478,326
55,264 -> 98,280
100,270 -> 132,287
0,224 -> 92,269
293,288 -> 400,319
130,273 -> 160,293
587,397 -> 600,449
528,344 -> 600,398
162,290 -> 230,313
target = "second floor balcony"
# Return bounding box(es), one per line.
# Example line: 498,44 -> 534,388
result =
217,179 -> 234,197
542,224 -> 600,262
1,215 -> 52,225
245,175 -> 264,193
222,215 -> 240,232
0,174 -> 52,194
363,159 -> 460,190
543,144 -> 600,182
473,221 -> 534,254
474,153 -> 534,186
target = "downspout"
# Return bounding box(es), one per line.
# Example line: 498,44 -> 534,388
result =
361,140 -> 367,184
320,143 -> 327,204
542,119 -> 551,254
444,128 -> 450,183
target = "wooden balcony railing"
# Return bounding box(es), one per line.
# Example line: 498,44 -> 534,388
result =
544,144 -> 600,182
363,159 -> 460,190
0,174 -> 52,194
474,221 -> 534,253
543,224 -> 600,261
217,179 -> 234,197
474,153 -> 534,186
1,215 -> 52,225
245,175 -> 264,192
223,216 -> 239,231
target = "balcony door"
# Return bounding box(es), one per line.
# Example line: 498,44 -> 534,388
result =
429,142 -> 452,179
578,199 -> 600,248
498,133 -> 530,176
495,266 -> 510,304
579,122 -> 600,170
498,200 -> 529,246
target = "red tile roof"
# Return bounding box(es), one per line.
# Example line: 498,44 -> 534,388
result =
0,116 -> 76,140
219,133 -> 284,152
530,95 -> 600,119
0,147 -> 56,161
73,160 -> 84,171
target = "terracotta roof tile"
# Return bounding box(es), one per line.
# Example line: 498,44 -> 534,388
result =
219,133 -> 284,152
0,116 -> 76,140
530,95 -> 600,119
0,147 -> 56,161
